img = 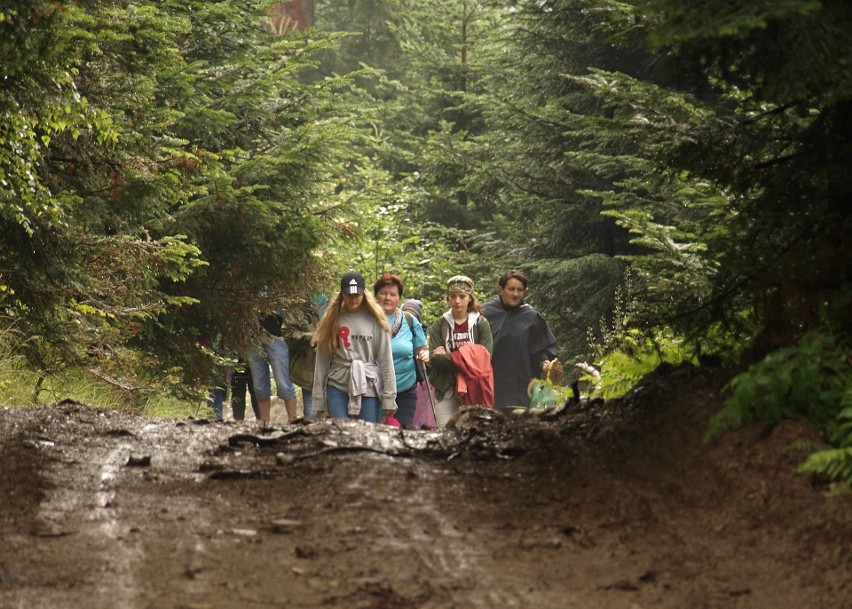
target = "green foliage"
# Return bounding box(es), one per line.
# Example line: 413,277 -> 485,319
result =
312,0 -> 502,318
791,399 -> 852,490
707,319 -> 852,485
592,330 -> 698,400
462,0 -> 851,372
135,3 -> 364,357
0,1 -> 91,231
1,1 -> 205,383
1,1 -> 373,397
799,449 -> 852,490
512,255 -> 627,363
584,271 -> 700,399
0,316 -> 188,413
628,0 -> 852,347
708,329 -> 851,438
0,322 -> 36,404
459,0 -> 663,361
331,167 -> 480,316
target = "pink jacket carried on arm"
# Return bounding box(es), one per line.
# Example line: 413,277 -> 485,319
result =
450,343 -> 494,408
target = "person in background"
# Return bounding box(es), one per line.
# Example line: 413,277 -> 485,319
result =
198,335 -> 227,421
402,298 -> 437,429
283,296 -> 327,420
427,275 -> 494,426
483,269 -> 558,415
206,384 -> 226,422
401,298 -> 423,321
311,272 -> 397,424
201,333 -> 257,421
249,311 -> 299,424
373,274 -> 429,427
230,365 -> 259,421
296,295 -> 328,418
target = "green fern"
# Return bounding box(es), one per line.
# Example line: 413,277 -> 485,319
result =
786,439 -> 828,455
707,331 -> 850,437
798,448 -> 852,488
587,273 -> 698,400
596,350 -> 657,400
797,404 -> 852,486
594,330 -> 697,400
707,330 -> 852,485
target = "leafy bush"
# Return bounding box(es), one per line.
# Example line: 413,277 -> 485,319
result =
591,330 -> 697,400
797,400 -> 852,488
706,328 -> 852,485
708,330 -> 850,435
586,273 -> 698,400
0,318 -> 198,416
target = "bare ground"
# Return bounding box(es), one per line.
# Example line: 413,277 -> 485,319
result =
1,363 -> 850,609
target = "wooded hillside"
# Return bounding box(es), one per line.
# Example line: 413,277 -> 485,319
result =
1,0 -> 849,480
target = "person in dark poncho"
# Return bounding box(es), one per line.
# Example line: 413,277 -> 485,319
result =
483,269 -> 558,414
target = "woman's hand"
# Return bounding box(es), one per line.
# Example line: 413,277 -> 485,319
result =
417,348 -> 430,365
432,346 -> 447,356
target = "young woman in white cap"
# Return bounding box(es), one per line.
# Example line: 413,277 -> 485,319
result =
427,275 -> 494,426
311,271 -> 397,423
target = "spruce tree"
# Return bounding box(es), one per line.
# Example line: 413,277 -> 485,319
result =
0,1 -> 369,399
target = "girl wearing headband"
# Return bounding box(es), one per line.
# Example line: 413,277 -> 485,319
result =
426,275 -> 494,426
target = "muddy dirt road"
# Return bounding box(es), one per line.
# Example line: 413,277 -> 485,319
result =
1,365 -> 849,608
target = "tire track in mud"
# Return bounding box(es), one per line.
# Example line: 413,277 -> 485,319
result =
322,451 -> 533,609
16,413 -> 222,609
229,418 -> 573,608
25,420 -> 145,608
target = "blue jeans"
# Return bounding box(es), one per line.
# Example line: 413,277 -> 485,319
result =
249,337 -> 297,401
301,389 -> 316,419
326,385 -> 381,423
207,385 -> 226,421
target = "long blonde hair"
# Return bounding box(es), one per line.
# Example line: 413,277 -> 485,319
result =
313,290 -> 390,353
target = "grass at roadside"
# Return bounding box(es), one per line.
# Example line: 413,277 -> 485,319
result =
0,347 -> 203,419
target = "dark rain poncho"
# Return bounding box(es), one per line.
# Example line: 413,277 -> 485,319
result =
483,296 -> 557,412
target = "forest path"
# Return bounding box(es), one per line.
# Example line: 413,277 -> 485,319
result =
1,365 -> 849,609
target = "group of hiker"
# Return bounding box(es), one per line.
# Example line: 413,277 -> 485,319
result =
213,268 -> 560,427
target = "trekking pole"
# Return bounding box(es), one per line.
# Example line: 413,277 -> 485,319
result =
418,358 -> 439,426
